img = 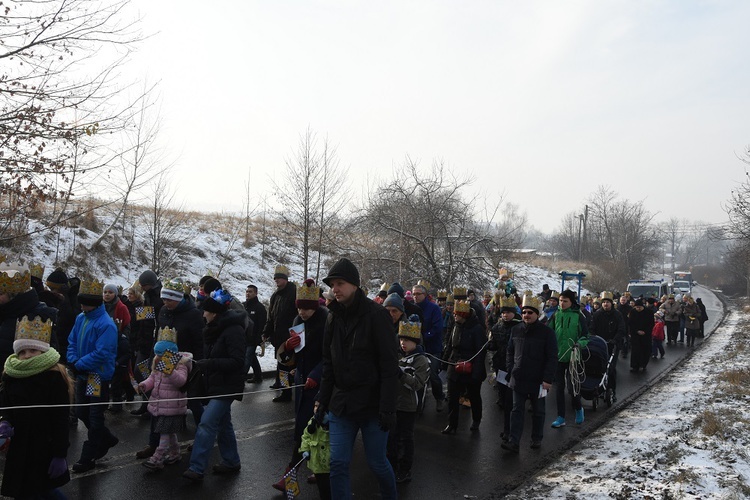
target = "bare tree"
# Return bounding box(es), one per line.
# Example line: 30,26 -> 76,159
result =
272,128 -> 349,279
354,159 -> 520,290
140,172 -> 191,276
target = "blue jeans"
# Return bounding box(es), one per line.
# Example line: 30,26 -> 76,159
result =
328,413 -> 397,500
188,398 -> 240,474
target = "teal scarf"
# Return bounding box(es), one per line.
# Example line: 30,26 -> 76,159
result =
3,348 -> 61,378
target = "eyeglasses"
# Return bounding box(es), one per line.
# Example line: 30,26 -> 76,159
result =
413,292 -> 424,296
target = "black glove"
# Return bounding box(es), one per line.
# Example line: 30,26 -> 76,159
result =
313,405 -> 328,427
378,411 -> 396,433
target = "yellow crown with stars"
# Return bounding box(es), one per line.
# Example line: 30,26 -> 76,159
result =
398,319 -> 422,342
454,300 -> 471,314
29,263 -> 45,280
296,282 -> 320,302
79,278 -> 104,296
15,315 -> 53,345
521,291 -> 543,312
452,286 -> 468,299
156,326 -> 178,344
0,263 -> 31,295
498,293 -> 517,309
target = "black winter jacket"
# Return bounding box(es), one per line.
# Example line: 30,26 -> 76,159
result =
489,318 -> 520,372
157,298 -> 204,361
445,310 -> 487,382
506,320 -> 558,396
202,309 -> 247,400
243,297 -> 267,347
589,308 -> 626,345
319,289 -> 399,418
263,283 -> 298,348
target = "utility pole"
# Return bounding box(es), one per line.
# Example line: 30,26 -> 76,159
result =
577,213 -> 584,261
582,204 -> 588,260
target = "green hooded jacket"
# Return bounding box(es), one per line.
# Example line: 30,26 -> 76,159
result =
548,305 -> 589,362
299,418 -> 330,474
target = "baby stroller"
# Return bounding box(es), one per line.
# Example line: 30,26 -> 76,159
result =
577,335 -> 614,410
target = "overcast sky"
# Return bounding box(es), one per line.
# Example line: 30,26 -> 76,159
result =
126,0 -> 750,233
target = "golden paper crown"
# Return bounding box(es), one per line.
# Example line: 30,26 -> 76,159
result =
398,319 -> 422,342
297,281 -> 320,302
416,279 -> 430,290
549,290 -> 560,300
498,267 -> 508,278
454,300 -> 471,314
446,293 -> 455,305
623,291 -> 632,298
593,296 -> 602,304
79,278 -> 104,296
437,289 -> 448,299
156,326 -> 178,343
521,291 -> 543,312
452,286 -> 468,299
580,295 -> 590,305
274,264 -> 290,277
0,263 -> 30,295
379,282 -> 390,292
163,278 -> 189,294
600,291 -> 614,301
499,294 -> 517,309
15,315 -> 53,344
29,263 -> 44,280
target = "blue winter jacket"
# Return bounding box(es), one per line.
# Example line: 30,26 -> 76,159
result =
418,299 -> 444,355
67,304 -> 118,381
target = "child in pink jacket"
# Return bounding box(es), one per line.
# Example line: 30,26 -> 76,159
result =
138,340 -> 192,470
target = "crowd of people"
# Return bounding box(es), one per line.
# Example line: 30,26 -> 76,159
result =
0,260 -> 709,499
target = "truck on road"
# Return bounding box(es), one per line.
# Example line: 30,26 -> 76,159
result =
673,271 -> 693,295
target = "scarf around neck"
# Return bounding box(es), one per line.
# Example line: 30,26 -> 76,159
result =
3,348 -> 61,378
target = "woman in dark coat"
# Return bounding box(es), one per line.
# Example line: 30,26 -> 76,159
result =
183,289 -> 247,482
0,315 -> 72,499
272,279 -> 330,498
442,301 -> 487,434
627,300 -> 654,372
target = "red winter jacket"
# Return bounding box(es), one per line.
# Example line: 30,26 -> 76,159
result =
652,321 -> 665,342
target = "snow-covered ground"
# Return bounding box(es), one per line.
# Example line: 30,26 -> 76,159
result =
505,297 -> 750,499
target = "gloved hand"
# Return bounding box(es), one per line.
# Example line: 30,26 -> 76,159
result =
304,377 -> 318,390
313,405 -> 328,426
0,421 -> 14,439
48,457 -> 68,478
285,334 -> 301,351
378,411 -> 396,433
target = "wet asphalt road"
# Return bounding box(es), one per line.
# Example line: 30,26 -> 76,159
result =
54,286 -> 723,500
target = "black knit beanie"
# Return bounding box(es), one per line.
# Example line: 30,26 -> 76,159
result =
323,258 -> 360,287
138,270 -> 158,288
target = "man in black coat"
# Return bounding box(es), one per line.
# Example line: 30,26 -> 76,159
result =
502,293 -> 557,454
262,265 -> 297,402
589,291 -> 625,400
317,258 -> 399,500
243,284 -> 267,383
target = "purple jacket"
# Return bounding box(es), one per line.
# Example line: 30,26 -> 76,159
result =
140,352 -> 192,417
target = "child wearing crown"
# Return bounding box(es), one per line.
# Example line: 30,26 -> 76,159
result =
386,315 -> 429,484
138,327 -> 193,470
0,315 -> 73,498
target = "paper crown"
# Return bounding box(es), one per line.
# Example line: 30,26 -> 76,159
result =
156,326 -> 178,344
296,280 -> 320,302
437,289 -> 448,299
454,300 -> 471,314
379,282 -> 390,292
483,290 -> 492,299
593,296 -> 602,303
549,290 -> 560,300
446,293 -> 455,305
274,264 -> 290,277
163,278 -> 189,294
452,286 -> 468,299
498,267 -> 508,278
79,278 -> 104,296
498,293 -> 517,309
0,263 -> 30,295
622,291 -> 632,298
29,263 -> 44,280
600,291 -> 614,301
398,319 -> 422,342
521,291 -> 543,312
15,315 -> 53,345
580,295 -> 590,304
416,279 -> 430,290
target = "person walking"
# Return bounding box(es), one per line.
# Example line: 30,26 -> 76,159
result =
317,258 -> 399,500
262,265 -> 297,402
